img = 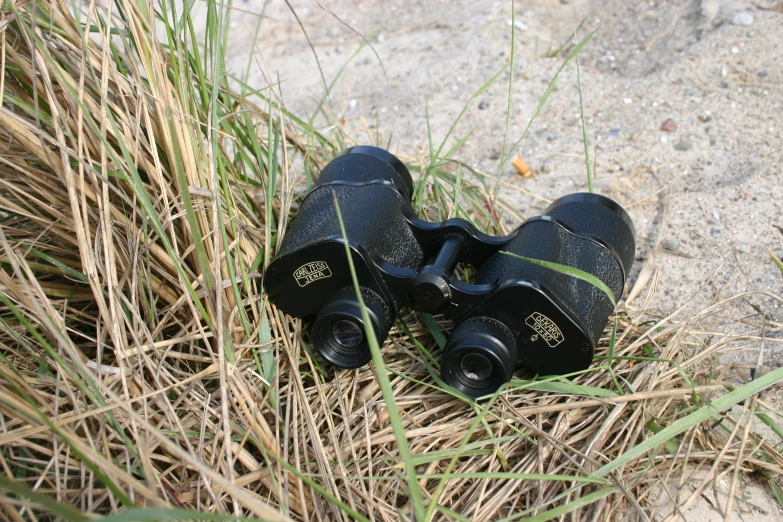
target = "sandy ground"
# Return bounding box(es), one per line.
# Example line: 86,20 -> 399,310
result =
188,0 -> 782,519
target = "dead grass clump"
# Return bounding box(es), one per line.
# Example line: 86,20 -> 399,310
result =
0,1 -> 781,521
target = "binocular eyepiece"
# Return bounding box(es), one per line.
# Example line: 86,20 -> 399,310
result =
264,146 -> 635,398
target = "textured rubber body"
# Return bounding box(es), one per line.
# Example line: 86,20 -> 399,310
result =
544,193 -> 636,277
476,219 -> 624,345
278,183 -> 423,270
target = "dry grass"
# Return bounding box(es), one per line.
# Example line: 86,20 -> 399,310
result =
0,1 -> 781,521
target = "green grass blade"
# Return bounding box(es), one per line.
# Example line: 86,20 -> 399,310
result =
521,380 -> 618,398
436,504 -> 473,522
435,58 -> 510,160
241,1 -> 269,92
499,0 -> 518,172
0,474 -> 87,521
421,472 -> 610,484
260,309 -> 276,404
644,419 -> 680,453
592,365 -> 783,478
755,408 -> 783,442
575,42 -> 593,193
309,26 -> 382,125
506,487 -> 619,522
399,322 -> 440,369
261,443 -> 370,522
768,479 -> 783,510
499,250 -> 616,306
26,247 -> 88,282
501,28 -> 597,166
331,192 -> 425,521
98,508 -> 267,522
422,390 -> 506,521
421,313 -> 447,349
769,247 -> 783,275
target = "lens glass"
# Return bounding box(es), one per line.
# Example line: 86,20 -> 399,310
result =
331,320 -> 363,348
460,353 -> 493,381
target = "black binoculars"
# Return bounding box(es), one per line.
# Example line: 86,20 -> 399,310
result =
264,146 -> 635,398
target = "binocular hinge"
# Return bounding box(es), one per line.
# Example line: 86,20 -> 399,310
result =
410,234 -> 465,313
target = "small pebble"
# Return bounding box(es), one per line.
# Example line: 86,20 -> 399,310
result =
661,119 -> 677,132
757,70 -> 768,78
547,134 -> 558,141
719,81 -> 729,89
507,19 -> 528,31
663,238 -> 679,251
606,128 -> 621,137
675,140 -> 692,151
720,65 -> 727,79
731,12 -> 754,26
698,113 -> 712,122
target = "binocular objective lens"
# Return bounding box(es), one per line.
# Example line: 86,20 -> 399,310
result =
460,353 -> 493,381
332,320 -> 363,348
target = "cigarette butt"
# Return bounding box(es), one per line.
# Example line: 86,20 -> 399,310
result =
511,156 -> 533,177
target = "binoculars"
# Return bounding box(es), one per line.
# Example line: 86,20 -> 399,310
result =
264,147 -> 635,398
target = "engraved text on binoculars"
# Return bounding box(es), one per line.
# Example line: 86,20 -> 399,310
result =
294,261 -> 332,287
525,312 -> 565,348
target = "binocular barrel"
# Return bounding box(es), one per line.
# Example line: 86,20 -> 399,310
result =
264,147 -> 635,398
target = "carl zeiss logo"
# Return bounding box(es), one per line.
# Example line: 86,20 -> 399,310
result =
525,312 -> 565,348
293,261 -> 332,287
